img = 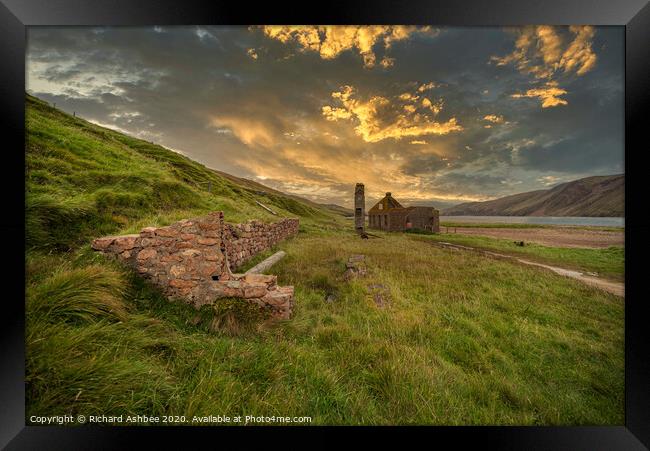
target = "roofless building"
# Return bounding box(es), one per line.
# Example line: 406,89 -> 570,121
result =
367,192 -> 440,233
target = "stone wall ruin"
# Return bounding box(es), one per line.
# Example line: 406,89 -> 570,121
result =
91,212 -> 299,319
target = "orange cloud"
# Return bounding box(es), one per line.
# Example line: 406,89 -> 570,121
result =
260,25 -> 438,68
511,82 -> 568,108
211,116 -> 277,148
322,85 -> 462,143
560,25 -> 597,75
492,26 -> 597,107
483,114 -> 504,123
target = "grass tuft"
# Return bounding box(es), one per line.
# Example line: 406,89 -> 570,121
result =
27,264 -> 129,324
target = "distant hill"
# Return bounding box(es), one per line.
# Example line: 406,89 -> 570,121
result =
210,169 -> 353,217
443,175 -> 624,217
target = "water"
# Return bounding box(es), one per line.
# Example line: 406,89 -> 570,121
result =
440,216 -> 624,227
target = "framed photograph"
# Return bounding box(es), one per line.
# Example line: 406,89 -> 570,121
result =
2,0 -> 649,448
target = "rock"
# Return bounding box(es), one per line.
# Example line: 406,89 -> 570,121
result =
344,255 -> 367,280
140,227 -> 157,237
243,284 -> 268,298
197,237 -> 219,245
325,293 -> 337,303
112,235 -> 140,252
160,254 -> 183,263
169,279 -> 196,289
373,292 -> 388,308
367,283 -> 391,308
197,262 -> 220,278
244,273 -> 276,286
169,265 -> 186,277
155,228 -> 177,237
91,236 -> 115,251
141,237 -> 163,247
137,248 -> 157,261
226,280 -> 242,289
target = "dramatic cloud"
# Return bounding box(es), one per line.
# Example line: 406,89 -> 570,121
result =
511,81 -> 569,108
322,85 -> 462,142
259,25 -> 439,68
25,26 -> 623,208
492,26 -> 598,107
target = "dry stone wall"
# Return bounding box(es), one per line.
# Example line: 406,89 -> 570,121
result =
91,212 -> 299,319
224,219 -> 299,270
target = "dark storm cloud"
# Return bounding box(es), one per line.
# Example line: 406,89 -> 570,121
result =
26,26 -> 623,207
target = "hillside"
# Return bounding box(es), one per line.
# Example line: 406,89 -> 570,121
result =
25,94 -> 344,252
443,175 -> 624,217
24,94 -> 623,425
210,168 -> 353,217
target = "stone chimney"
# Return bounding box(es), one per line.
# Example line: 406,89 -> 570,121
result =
354,183 -> 365,232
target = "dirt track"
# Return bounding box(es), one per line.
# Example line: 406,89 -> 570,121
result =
434,241 -> 624,297
450,227 -> 624,248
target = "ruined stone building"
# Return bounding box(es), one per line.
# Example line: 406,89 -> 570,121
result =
367,192 -> 440,232
92,212 -> 299,319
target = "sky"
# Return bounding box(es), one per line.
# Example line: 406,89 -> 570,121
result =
26,25 -> 624,209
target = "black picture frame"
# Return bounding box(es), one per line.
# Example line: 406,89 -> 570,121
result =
2,0 -> 649,448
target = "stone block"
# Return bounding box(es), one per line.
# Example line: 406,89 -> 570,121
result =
169,279 -> 196,289
140,227 -> 157,237
197,237 -> 219,245
137,248 -> 157,261
91,236 -> 115,250
169,265 -> 186,277
155,228 -> 177,237
243,283 -> 268,299
244,273 -> 277,286
113,235 -> 140,252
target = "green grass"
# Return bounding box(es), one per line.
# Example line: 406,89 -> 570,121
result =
440,222 -> 624,232
417,233 -> 624,282
25,95 -> 624,425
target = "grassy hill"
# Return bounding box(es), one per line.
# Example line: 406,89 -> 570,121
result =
25,95 -> 623,425
443,175 -> 624,217
26,93 -> 344,254
210,168 -> 353,217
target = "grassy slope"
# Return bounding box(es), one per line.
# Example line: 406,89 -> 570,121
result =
25,94 -> 338,252
25,95 -> 624,425
211,168 -> 354,217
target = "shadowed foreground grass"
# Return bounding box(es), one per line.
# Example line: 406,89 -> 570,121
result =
26,231 -> 624,425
